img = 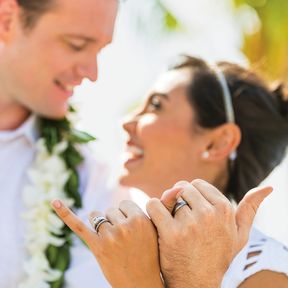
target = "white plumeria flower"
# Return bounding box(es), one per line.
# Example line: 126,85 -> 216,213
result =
21,137 -> 76,287
53,141 -> 68,154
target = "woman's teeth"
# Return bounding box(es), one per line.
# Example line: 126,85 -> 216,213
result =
126,146 -> 144,159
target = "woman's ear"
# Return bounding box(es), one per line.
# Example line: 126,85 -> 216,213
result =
0,0 -> 17,43
202,123 -> 241,161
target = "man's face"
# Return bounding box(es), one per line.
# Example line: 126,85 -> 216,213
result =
0,0 -> 118,118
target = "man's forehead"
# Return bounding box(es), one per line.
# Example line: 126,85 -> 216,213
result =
55,0 -> 118,16
45,0 -> 118,42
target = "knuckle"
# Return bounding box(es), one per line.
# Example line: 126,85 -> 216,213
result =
181,188 -> 191,198
60,207 -> 71,218
174,180 -> 190,188
199,207 -> 216,224
119,200 -> 130,209
112,225 -> 128,239
191,178 -> 204,186
198,205 -> 214,217
217,200 -> 233,218
146,198 -> 160,212
74,222 -> 86,234
105,207 -> 117,218
129,213 -> 148,227
105,207 -> 116,214
101,230 -> 118,245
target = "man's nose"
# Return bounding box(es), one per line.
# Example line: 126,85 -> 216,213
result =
76,58 -> 98,82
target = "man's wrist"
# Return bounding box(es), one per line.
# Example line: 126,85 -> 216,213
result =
164,273 -> 223,288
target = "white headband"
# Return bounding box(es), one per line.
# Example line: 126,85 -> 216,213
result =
212,66 -> 235,123
212,65 -> 237,161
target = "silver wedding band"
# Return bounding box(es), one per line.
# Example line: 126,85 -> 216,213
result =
172,199 -> 189,216
91,216 -> 110,233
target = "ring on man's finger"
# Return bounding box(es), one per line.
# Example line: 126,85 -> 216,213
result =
91,216 -> 110,233
172,200 -> 189,217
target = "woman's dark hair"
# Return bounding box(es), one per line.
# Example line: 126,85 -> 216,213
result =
170,55 -> 288,203
16,0 -> 55,29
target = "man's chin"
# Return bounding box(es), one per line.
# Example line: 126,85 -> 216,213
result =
35,106 -> 68,120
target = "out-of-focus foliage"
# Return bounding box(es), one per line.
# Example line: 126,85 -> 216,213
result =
234,0 -> 288,81
151,0 -> 288,80
136,0 -> 182,34
154,0 -> 180,30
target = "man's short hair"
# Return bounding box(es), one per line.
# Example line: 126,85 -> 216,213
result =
16,0 -> 55,29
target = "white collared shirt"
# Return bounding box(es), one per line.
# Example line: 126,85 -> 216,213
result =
0,115 -> 112,288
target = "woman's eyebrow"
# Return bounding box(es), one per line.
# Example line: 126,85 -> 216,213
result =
148,92 -> 170,101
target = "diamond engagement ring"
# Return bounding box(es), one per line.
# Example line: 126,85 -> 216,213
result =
91,216 -> 110,233
172,199 -> 189,216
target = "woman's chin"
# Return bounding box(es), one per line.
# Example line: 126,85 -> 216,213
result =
118,172 -> 139,188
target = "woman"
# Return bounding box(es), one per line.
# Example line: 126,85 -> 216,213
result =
119,55 -> 288,287
53,56 -> 288,287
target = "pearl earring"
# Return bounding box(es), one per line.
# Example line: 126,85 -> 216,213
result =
229,150 -> 237,161
202,151 -> 210,159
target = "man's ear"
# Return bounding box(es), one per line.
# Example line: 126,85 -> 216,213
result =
0,0 -> 17,43
202,123 -> 241,161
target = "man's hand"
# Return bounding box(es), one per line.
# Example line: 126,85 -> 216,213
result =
52,200 -> 163,288
146,179 -> 272,288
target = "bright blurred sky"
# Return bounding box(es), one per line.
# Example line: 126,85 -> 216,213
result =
73,0 -> 288,244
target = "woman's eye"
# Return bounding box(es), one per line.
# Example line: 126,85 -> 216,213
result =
147,96 -> 162,111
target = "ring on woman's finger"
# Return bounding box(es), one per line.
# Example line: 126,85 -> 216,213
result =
172,200 -> 189,217
91,216 -> 110,233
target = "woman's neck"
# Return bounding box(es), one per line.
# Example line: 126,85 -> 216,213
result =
213,165 -> 230,196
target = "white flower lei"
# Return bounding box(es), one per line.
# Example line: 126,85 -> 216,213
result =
19,111 -> 95,288
20,140 -> 74,288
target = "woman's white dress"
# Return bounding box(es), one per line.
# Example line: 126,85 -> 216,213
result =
221,227 -> 288,287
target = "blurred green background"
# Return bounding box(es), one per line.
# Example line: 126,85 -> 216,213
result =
156,0 -> 288,81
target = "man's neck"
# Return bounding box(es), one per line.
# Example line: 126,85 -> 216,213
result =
0,100 -> 30,131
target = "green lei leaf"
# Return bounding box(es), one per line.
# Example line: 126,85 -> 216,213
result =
69,129 -> 96,143
39,108 -> 95,288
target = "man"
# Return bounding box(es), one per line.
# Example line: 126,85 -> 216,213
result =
0,0 -> 118,287
0,0 -> 272,287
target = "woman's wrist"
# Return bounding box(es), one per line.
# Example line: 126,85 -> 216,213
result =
136,275 -> 165,288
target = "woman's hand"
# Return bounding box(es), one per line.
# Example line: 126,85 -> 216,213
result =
146,179 -> 272,288
52,200 -> 163,288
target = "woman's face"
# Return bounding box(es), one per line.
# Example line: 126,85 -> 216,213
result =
119,69 -> 212,198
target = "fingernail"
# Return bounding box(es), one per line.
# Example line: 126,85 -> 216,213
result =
52,199 -> 62,209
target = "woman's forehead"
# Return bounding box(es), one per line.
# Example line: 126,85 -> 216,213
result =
151,69 -> 192,94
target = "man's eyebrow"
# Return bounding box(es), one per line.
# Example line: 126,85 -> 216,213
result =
63,34 -> 98,43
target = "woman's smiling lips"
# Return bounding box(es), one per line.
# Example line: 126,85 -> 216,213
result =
123,142 -> 145,167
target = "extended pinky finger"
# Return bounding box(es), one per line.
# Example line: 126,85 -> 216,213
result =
51,199 -> 96,246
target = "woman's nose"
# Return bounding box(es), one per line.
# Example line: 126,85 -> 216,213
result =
122,114 -> 138,134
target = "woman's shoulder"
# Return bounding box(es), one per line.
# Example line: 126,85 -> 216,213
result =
221,227 -> 288,288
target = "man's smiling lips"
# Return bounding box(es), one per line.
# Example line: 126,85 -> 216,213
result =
54,80 -> 80,98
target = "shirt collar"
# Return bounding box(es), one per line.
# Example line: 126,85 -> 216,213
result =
0,114 -> 39,145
